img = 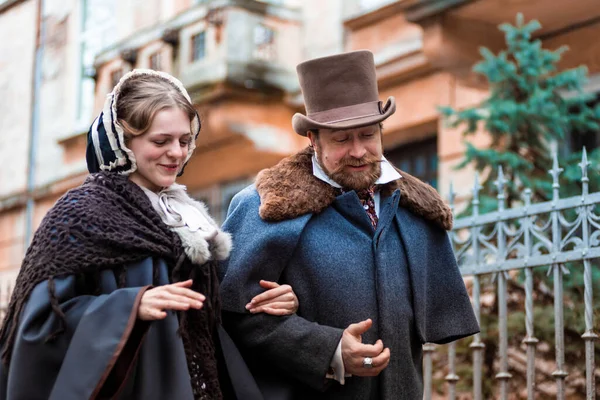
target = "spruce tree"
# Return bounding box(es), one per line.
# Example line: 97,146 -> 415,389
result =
439,14 -> 600,397
440,13 -> 600,211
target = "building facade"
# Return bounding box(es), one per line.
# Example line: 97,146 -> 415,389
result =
1,0 -> 599,306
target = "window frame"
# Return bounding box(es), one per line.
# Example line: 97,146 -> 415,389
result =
385,136 -> 438,189
149,50 -> 162,71
190,31 -> 207,62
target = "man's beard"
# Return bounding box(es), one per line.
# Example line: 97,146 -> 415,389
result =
317,152 -> 382,191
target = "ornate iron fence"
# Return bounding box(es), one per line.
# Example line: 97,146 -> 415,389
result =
423,149 -> 599,399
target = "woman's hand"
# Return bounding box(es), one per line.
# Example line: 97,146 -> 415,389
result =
245,280 -> 299,316
138,279 -> 205,321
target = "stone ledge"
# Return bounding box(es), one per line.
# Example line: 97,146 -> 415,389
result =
94,0 -> 301,68
0,0 -> 28,14
343,0 -> 406,30
404,0 -> 470,23
0,168 -> 88,213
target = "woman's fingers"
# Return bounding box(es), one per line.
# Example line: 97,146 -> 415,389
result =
259,280 -> 279,289
248,285 -> 287,306
164,284 -> 205,302
250,293 -> 296,310
148,298 -> 193,311
246,282 -> 299,316
138,305 -> 168,321
149,308 -> 168,320
251,307 -> 291,316
141,296 -> 203,320
138,282 -> 207,321
172,279 -> 193,287
248,301 -> 291,313
159,292 -> 203,309
248,284 -> 294,308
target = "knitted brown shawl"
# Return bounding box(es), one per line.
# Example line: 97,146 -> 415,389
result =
0,172 -> 222,399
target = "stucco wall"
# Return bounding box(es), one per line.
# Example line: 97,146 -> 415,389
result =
0,0 -> 36,197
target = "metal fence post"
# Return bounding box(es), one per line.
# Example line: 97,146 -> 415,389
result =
549,151 -> 568,399
579,148 -> 598,400
423,343 -> 436,400
446,182 -> 459,400
494,167 -> 512,399
521,189 -> 539,400
469,175 -> 485,400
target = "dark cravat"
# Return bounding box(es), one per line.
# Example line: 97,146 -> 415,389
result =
352,186 -> 378,229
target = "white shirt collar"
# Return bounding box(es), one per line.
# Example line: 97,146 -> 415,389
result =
312,155 -> 401,189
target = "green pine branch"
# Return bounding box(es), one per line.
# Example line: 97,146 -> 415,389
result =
441,13 -> 600,212
439,14 -> 600,397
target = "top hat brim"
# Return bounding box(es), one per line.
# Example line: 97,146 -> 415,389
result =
292,97 -> 396,136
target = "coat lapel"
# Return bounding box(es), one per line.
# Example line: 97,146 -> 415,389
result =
331,191 -> 375,236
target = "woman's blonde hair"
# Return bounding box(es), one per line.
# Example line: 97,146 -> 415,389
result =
116,74 -> 198,137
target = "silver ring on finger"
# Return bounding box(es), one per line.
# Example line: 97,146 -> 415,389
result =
362,357 -> 374,369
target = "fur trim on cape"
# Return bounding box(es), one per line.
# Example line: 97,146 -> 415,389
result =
255,147 -> 453,231
141,184 -> 232,265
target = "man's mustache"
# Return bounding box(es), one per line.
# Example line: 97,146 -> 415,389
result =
333,155 -> 382,172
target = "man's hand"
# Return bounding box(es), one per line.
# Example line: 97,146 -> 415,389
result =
341,319 -> 390,376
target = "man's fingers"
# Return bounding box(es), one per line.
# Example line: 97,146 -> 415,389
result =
372,339 -> 384,354
353,340 -> 384,357
371,347 -> 390,369
349,347 -> 390,377
346,319 -> 372,337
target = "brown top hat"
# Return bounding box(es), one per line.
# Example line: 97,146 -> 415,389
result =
292,50 -> 395,136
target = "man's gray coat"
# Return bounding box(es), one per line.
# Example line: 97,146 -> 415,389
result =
218,148 -> 479,399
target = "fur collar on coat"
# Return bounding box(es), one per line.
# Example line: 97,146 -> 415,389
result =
255,147 -> 453,231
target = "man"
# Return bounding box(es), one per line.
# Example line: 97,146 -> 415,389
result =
218,50 -> 479,399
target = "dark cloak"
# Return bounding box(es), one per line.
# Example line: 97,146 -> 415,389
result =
0,173 -> 262,400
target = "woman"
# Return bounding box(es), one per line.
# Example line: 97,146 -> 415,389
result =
0,70 -> 297,400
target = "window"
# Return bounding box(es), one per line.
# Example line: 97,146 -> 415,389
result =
190,187 -> 218,219
359,0 -> 391,11
110,68 -> 124,88
220,180 -> 252,222
190,180 -> 252,224
76,0 -> 118,126
195,196 -> 212,213
253,24 -> 275,61
149,51 -> 161,71
570,129 -> 600,153
256,0 -> 284,5
567,93 -> 600,154
385,136 -> 438,188
191,31 -> 206,62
